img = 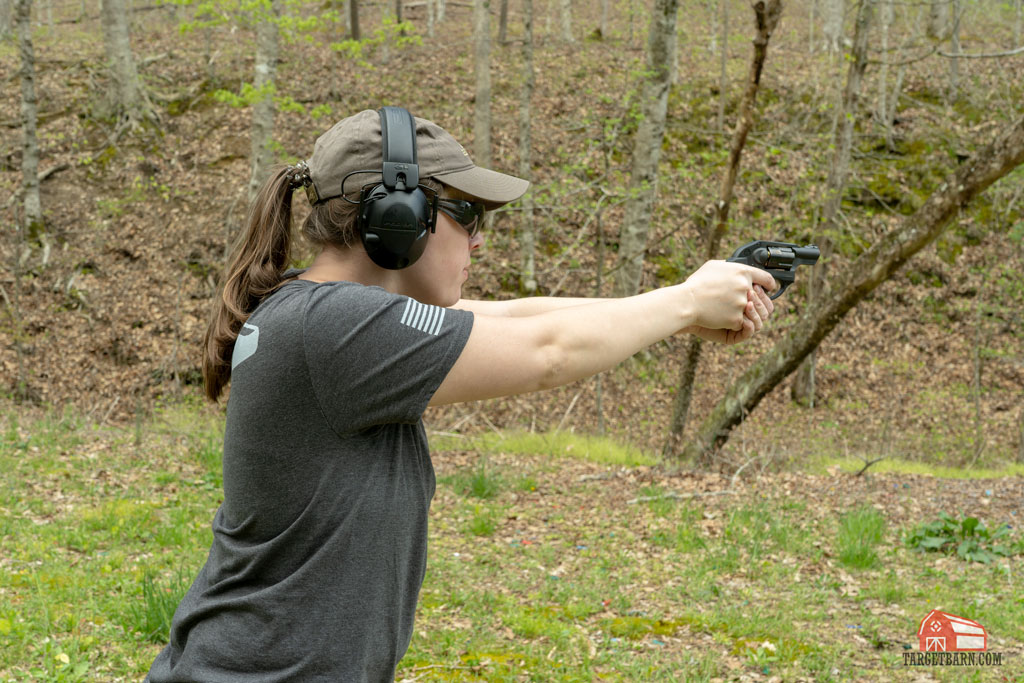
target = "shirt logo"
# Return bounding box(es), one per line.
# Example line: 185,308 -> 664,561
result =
400,299 -> 445,336
232,323 -> 259,370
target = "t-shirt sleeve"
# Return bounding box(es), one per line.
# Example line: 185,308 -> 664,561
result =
303,283 -> 474,433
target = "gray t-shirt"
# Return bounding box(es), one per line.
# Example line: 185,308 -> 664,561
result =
146,279 -> 473,682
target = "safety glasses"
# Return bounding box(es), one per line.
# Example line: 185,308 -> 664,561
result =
437,198 -> 485,238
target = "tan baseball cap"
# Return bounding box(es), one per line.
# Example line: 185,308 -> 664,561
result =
304,109 -> 529,211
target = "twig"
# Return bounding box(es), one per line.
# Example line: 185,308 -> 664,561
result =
555,390 -> 582,432
854,456 -> 886,477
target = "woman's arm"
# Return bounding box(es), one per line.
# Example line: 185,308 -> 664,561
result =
452,296 -> 609,318
430,261 -> 776,406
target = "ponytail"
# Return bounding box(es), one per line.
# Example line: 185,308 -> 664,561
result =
202,166 -> 294,401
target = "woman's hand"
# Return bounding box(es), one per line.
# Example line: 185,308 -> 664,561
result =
682,283 -> 775,344
678,260 -> 776,332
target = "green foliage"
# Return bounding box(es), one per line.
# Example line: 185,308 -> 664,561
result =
837,505 -> 886,569
123,570 -> 194,643
466,505 -> 498,537
905,512 -> 1017,564
330,14 -> 422,68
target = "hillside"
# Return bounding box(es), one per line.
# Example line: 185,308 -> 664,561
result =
2,0 -> 1023,466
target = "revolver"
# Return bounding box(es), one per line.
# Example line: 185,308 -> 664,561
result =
726,240 -> 820,300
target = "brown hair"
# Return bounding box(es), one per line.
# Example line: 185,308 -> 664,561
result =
201,168 -> 442,401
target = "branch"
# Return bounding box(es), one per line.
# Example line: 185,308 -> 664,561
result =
939,46 -> 1024,59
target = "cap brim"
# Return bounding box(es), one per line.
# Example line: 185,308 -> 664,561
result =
432,166 -> 530,211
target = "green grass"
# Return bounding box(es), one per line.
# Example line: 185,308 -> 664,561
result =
430,428 -> 659,466
837,505 -> 887,569
3,402 -> 1023,681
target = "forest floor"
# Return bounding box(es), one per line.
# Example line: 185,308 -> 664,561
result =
1,403 -> 1022,681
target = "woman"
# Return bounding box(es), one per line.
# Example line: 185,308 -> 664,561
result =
146,108 -> 775,682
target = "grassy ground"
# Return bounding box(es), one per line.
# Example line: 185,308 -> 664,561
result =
1,401 -> 1022,682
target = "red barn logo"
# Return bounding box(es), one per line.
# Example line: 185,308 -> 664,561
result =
917,610 -> 987,652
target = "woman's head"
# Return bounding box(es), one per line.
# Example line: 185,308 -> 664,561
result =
201,108 -> 529,401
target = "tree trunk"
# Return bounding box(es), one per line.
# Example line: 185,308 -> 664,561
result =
248,0 -> 280,202
16,0 -> 42,238
473,0 -> 492,167
394,0 -> 402,23
560,0 -> 574,42
497,0 -> 508,44
437,0 -> 445,23
349,0 -> 360,40
682,113 -> 1024,463
927,0 -> 948,40
792,0 -> 873,408
717,0 -> 728,137
664,0 -> 782,458
1015,0 -> 1022,51
611,0 -> 678,298
947,0 -> 961,102
518,0 -> 536,293
823,0 -> 843,53
876,0 -> 891,130
99,0 -> 149,123
1,0 -> 12,37
426,0 -> 434,38
599,0 -> 609,39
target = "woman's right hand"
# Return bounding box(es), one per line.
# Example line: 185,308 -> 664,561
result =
679,260 -> 777,331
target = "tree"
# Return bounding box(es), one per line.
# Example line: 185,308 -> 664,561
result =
16,0 -> 42,238
497,0 -> 508,44
822,0 -> 843,53
1,0 -> 12,38
792,0 -> 873,407
350,0 -> 360,40
248,0 -> 281,202
473,0 -> 492,167
664,0 -> 783,456
611,0 -> 678,297
518,0 -> 536,293
99,0 -> 153,124
559,0 -> 574,42
927,0 -> 948,40
682,113 -> 1024,463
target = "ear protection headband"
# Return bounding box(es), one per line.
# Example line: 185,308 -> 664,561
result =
357,107 -> 437,270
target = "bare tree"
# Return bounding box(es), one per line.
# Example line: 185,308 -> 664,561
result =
560,0 -> 574,42
611,0 -> 678,297
947,0 -> 962,101
1015,0 -> 1022,49
664,0 -> 783,456
717,0 -> 729,138
16,0 -> 42,238
473,0 -> 492,167
248,0 -> 280,202
682,113 -> 1024,463
927,0 -> 948,40
350,0 -> 360,40
99,0 -> 152,124
823,0 -> 843,53
518,0 -> 536,293
498,0 -> 508,44
1,0 -> 12,38
792,0 -> 873,407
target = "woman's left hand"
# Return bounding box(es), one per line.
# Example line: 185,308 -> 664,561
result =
682,284 -> 775,345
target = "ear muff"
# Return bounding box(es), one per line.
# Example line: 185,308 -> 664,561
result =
358,107 -> 436,270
